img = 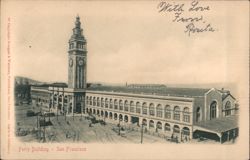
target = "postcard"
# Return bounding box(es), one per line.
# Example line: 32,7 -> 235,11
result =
1,0 -> 249,159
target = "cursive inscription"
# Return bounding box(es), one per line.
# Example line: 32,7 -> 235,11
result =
157,1 -> 217,36
185,23 -> 215,36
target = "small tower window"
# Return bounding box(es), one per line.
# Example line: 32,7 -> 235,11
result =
70,43 -> 74,49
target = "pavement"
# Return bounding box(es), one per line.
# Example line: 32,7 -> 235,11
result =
15,103 -> 237,144
15,104 -> 170,143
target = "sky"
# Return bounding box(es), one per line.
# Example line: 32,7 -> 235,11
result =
5,1 -> 248,91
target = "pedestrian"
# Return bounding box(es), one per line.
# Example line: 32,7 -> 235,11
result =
171,133 -> 174,140
175,136 -> 178,143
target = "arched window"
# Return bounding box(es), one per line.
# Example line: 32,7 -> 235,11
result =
86,96 -> 89,105
210,101 -> 217,119
124,100 -> 129,111
142,119 -> 147,126
165,105 -> 171,119
196,107 -> 201,122
105,111 -> 108,118
109,112 -> 113,119
149,103 -> 155,116
156,104 -> 163,118
89,97 -> 92,105
165,123 -> 171,131
105,98 -> 109,108
136,102 -> 141,114
64,96 -> 68,103
183,107 -> 190,122
59,95 -> 62,102
97,97 -> 100,106
149,120 -> 154,128
130,101 -> 135,113
119,114 -> 123,121
173,106 -> 180,120
109,99 -> 113,109
53,94 -> 57,102
182,127 -> 190,136
124,115 -> 128,122
119,100 -> 123,110
93,97 -> 96,106
101,98 -> 104,107
142,102 -> 147,115
114,99 -> 118,109
114,113 -> 118,120
225,101 -> 231,116
156,121 -> 162,130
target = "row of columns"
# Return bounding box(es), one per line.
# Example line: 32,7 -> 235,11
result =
87,107 -> 192,139
50,92 -> 85,116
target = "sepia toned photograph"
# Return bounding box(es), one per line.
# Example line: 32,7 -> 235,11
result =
1,0 -> 249,159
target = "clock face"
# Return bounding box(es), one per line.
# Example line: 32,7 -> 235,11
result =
78,59 -> 84,66
69,59 -> 73,67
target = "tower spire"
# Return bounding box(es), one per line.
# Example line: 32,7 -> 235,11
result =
75,15 -> 81,28
70,15 -> 85,41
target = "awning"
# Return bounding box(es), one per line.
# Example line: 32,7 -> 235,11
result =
193,115 -> 239,135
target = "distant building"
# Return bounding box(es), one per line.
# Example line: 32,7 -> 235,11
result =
30,16 -> 239,143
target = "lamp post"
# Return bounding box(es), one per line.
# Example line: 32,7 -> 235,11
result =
80,100 -> 83,120
141,122 -> 145,144
103,112 -> 106,123
73,95 -> 75,121
56,103 -> 59,121
43,115 -> 46,143
36,113 -> 40,139
49,100 -> 51,121
181,130 -> 183,142
37,113 -> 39,128
118,118 -> 121,136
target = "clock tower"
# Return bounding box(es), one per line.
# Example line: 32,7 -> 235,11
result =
68,16 -> 87,89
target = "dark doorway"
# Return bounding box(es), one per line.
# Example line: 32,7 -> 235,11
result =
131,116 -> 139,124
193,130 -> 220,142
76,103 -> 81,113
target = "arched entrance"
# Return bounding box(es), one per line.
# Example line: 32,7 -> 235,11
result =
105,111 -> 108,118
173,125 -> 180,134
149,120 -> 154,129
114,113 -> 118,120
156,121 -> 162,132
119,114 -> 123,121
124,115 -> 128,122
109,112 -> 113,119
182,127 -> 190,136
165,123 -> 170,131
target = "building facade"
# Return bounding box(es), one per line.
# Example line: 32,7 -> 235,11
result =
30,16 -> 239,143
